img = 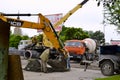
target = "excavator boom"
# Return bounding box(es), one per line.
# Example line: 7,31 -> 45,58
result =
0,13 -> 63,49
43,0 -> 89,47
0,13 -> 40,29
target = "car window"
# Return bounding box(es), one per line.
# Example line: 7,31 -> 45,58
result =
19,42 -> 23,45
25,41 -> 28,44
65,41 -> 83,47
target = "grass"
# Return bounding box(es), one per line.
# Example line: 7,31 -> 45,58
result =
95,75 -> 120,80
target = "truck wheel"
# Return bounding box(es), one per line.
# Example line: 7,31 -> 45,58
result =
100,60 -> 114,76
115,70 -> 120,74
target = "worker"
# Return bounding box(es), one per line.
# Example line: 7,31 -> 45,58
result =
40,48 -> 50,73
64,48 -> 71,69
59,48 -> 71,70
31,35 -> 38,47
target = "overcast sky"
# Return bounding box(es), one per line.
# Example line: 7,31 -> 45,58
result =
1,0 -> 119,43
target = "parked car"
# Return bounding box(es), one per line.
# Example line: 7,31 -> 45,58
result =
18,40 -> 32,50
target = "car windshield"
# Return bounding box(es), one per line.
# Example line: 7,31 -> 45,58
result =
65,41 -> 82,47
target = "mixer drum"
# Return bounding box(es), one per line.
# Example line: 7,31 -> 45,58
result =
83,38 -> 96,53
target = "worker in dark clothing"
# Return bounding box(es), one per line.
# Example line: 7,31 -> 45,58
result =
63,48 -> 71,70
58,48 -> 71,70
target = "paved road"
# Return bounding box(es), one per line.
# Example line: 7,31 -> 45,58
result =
23,68 -> 105,80
21,58 -> 106,80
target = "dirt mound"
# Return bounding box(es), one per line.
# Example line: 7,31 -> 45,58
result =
24,59 -> 41,72
24,59 -> 69,72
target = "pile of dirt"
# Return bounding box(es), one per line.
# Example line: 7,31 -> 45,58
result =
24,59 -> 69,72
24,59 -> 41,72
47,59 -> 69,72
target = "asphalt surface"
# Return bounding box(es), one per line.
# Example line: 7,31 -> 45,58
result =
21,57 -> 106,80
23,68 -> 105,80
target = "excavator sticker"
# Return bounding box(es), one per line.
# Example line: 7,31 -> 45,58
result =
7,18 -> 23,27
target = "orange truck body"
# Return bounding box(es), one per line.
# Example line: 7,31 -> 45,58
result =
64,40 -> 86,59
64,38 -> 96,60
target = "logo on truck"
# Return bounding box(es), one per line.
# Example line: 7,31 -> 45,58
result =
7,18 -> 23,27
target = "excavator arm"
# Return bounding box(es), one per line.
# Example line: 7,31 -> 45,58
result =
38,14 -> 64,49
0,13 -> 63,49
0,14 -> 40,29
54,0 -> 89,28
43,0 -> 89,48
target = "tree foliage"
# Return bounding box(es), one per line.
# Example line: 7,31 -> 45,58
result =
59,26 -> 89,42
9,34 -> 22,48
21,35 -> 29,40
87,30 -> 105,45
96,0 -> 120,28
9,32 -> 29,48
37,34 -> 43,42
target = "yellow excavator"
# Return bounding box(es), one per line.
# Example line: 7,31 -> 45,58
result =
0,13 -> 69,71
0,0 -> 89,72
0,13 -> 64,48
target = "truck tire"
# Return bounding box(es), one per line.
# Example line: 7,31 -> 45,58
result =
115,70 -> 120,74
100,60 -> 114,76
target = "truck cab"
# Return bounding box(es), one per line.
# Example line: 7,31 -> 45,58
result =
64,38 -> 97,61
99,45 -> 120,76
64,40 -> 85,60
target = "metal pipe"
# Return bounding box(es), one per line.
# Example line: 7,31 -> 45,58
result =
24,50 -> 41,59
0,13 -> 38,16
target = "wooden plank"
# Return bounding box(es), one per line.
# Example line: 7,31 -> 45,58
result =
8,55 -> 24,80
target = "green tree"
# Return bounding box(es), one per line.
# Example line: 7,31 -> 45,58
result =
60,26 -> 89,42
96,0 -> 120,28
22,35 -> 29,40
103,0 -> 120,28
9,34 -> 22,48
86,30 -> 94,37
88,30 -> 105,45
9,31 -> 30,48
37,34 -> 43,42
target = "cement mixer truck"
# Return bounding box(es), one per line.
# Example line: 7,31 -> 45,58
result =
64,38 -> 97,62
